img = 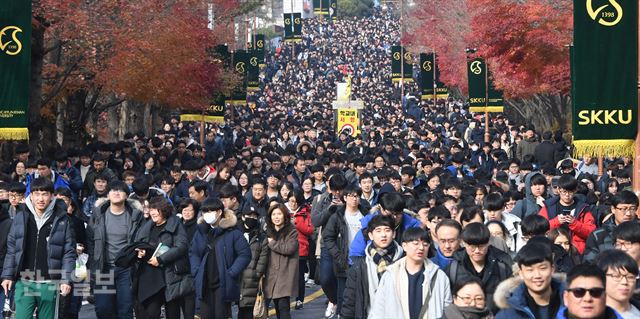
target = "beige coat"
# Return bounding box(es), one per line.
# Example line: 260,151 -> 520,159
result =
263,225 -> 299,299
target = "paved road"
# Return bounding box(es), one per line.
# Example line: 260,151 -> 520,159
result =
75,284 -> 328,318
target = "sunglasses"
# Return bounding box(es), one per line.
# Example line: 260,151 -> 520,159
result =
566,287 -> 605,299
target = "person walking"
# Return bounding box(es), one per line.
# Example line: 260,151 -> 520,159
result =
263,203 -> 299,319
133,197 -> 194,319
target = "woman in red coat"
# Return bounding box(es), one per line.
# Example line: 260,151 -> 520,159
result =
286,190 -> 314,309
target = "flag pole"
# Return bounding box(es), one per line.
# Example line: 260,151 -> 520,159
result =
634,2 -> 640,193
484,61 -> 490,144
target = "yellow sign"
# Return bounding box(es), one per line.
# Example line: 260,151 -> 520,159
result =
587,0 -> 622,26
0,26 -> 23,56
337,109 -> 360,137
470,60 -> 482,75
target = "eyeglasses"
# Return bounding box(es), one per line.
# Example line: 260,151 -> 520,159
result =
559,189 -> 575,196
606,273 -> 638,282
615,240 -> 637,250
566,287 -> 605,299
466,244 -> 489,252
455,295 -> 485,305
614,206 -> 638,213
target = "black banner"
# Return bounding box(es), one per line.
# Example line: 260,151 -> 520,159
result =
226,50 -> 248,105
420,53 -> 435,99
391,46 -> 412,82
251,34 -> 265,67
293,13 -> 302,41
329,0 -> 337,20
247,50 -> 260,91
314,0 -> 330,15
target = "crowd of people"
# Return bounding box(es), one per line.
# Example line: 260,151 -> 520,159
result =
0,5 -> 638,319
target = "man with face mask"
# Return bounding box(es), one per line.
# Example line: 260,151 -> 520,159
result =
189,198 -> 251,319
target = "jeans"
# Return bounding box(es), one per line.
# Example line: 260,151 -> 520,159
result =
273,297 -> 291,319
336,276 -> 346,315
93,266 -> 134,319
319,247 -> 337,304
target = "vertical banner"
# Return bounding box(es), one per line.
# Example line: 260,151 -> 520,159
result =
420,53 -> 435,100
329,0 -> 338,21
391,46 -> 413,82
292,13 -> 303,41
314,0 -> 330,15
467,58 -> 487,113
252,34 -> 265,67
226,50 -> 248,105
0,0 -> 31,140
337,109 -> 360,137
284,13 -> 293,40
392,46 -> 402,82
246,50 -> 260,91
573,0 -> 638,157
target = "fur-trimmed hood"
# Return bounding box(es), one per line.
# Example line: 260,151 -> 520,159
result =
197,208 -> 237,230
494,273 -> 566,310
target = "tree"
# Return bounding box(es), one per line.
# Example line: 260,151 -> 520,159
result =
338,0 -> 375,18
406,0 -> 573,131
29,0 -> 246,149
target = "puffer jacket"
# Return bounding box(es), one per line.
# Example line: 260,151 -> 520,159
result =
134,215 -> 194,302
444,246 -> 513,314
189,210 -> 251,302
323,204 -> 368,277
494,275 -> 565,319
86,198 -> 145,272
369,257 -> 452,319
511,172 -> 546,220
538,195 -> 595,254
292,205 -> 314,257
583,216 -> 617,263
238,229 -> 268,308
1,198 -> 76,283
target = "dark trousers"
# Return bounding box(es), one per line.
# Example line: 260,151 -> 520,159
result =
237,307 -> 254,319
138,289 -> 180,319
199,287 -> 231,319
308,239 -> 318,280
179,292 -> 195,319
273,297 -> 291,319
297,257 -> 308,302
336,276 -> 347,315
319,247 -> 337,304
94,266 -> 134,319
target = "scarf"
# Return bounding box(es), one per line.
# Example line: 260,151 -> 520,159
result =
369,242 -> 397,276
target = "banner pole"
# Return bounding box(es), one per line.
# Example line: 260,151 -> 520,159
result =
635,1 -> 640,193
484,61 -> 490,143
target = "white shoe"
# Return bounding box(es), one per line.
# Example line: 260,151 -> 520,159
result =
325,302 -> 337,318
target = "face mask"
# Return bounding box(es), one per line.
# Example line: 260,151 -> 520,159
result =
471,146 -> 479,152
203,212 -> 218,225
243,218 -> 259,230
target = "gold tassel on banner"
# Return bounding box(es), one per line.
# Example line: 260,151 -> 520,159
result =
572,139 -> 635,158
0,128 -> 29,141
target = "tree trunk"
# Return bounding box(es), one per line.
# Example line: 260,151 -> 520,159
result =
143,103 -> 152,137
117,101 -> 129,140
505,93 -> 571,133
56,100 -> 65,145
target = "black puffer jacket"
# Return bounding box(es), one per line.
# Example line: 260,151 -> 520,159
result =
238,228 -> 268,308
323,204 -> 368,277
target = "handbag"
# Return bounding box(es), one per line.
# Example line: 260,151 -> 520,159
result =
253,277 -> 267,319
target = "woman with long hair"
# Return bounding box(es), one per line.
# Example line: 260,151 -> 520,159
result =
263,203 -> 299,319
237,171 -> 251,197
286,191 -> 314,309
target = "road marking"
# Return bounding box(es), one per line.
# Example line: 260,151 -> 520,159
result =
267,289 -> 325,316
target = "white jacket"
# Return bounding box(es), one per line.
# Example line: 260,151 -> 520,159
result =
368,257 -> 452,319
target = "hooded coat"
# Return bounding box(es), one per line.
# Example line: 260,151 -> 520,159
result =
189,209 -> 251,302
511,172 -> 545,220
494,275 -> 565,319
538,195 -> 595,254
1,198 -> 76,283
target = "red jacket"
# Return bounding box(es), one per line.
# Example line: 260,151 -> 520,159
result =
538,196 -> 595,254
292,205 -> 314,257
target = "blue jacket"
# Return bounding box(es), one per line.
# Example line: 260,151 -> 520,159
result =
348,210 -> 421,258
25,172 -> 73,199
189,211 -> 251,302
1,198 -> 76,283
430,246 -> 454,269
495,277 -> 565,319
